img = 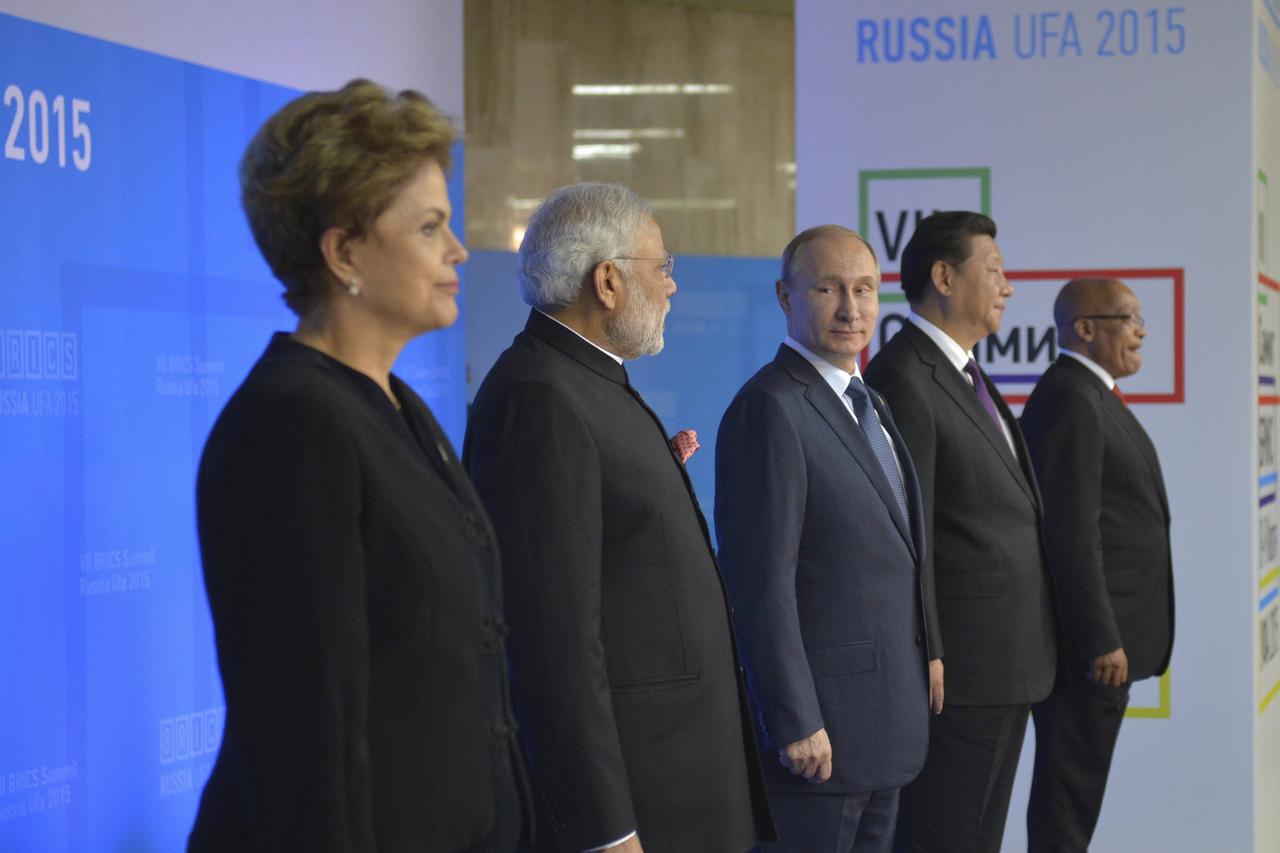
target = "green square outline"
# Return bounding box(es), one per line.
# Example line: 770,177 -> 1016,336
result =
857,167 -> 993,238
1125,670 -> 1171,719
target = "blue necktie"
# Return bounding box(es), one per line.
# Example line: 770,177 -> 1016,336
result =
845,377 -> 909,525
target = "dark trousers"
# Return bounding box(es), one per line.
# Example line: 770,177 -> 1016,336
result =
893,704 -> 1030,853
756,788 -> 899,853
1026,671 -> 1130,853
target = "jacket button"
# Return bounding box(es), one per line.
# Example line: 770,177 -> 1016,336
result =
915,633 -> 924,647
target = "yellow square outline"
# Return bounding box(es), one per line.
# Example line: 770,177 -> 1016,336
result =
1259,567 -> 1280,714
1261,679 -> 1280,714
1125,670 -> 1171,719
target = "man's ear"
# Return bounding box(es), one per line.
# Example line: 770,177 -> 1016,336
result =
776,279 -> 793,316
319,226 -> 358,286
930,259 -> 952,296
591,259 -> 624,311
1073,317 -> 1097,343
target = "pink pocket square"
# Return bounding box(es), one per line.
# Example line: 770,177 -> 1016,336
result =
671,429 -> 700,464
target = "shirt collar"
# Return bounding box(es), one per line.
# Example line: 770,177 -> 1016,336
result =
1059,348 -> 1116,389
783,336 -> 863,399
907,311 -> 972,374
535,308 -> 624,365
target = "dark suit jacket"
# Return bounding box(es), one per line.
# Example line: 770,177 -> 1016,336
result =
191,334 -> 523,852
1019,356 -> 1174,680
715,345 -> 933,793
464,310 -> 772,853
865,320 -> 1058,706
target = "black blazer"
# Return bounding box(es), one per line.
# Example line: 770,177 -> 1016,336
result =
1019,356 -> 1174,680
190,334 -> 522,852
865,320 -> 1058,706
464,310 -> 773,853
715,345 -> 933,793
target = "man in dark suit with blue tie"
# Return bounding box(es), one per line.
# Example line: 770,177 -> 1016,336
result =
716,225 -> 942,853
863,212 -> 1059,853
1021,278 -> 1174,852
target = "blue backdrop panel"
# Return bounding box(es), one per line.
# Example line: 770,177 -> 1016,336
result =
0,14 -> 467,851
465,250 -> 783,545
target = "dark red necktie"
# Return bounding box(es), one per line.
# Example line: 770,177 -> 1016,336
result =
1112,384 -> 1126,405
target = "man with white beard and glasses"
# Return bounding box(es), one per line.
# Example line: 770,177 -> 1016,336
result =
464,182 -> 774,853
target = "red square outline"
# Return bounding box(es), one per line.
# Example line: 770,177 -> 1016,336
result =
873,267 -> 1185,405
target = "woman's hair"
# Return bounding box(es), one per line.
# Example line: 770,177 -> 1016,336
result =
240,79 -> 455,316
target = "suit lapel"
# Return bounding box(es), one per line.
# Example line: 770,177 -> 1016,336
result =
903,324 -> 1036,504
1101,378 -> 1170,517
876,394 -> 927,559
990,371 -> 1043,511
393,378 -> 484,506
776,346 -> 916,555
1054,357 -> 1169,517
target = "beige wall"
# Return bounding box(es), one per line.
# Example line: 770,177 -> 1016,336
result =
464,0 -> 794,256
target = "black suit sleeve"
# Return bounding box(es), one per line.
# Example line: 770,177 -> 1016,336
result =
715,390 -> 823,747
197,393 -> 375,851
866,370 -> 944,660
1023,388 -> 1122,661
466,381 -> 635,851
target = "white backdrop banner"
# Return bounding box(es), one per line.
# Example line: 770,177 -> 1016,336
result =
798,1 -> 1263,849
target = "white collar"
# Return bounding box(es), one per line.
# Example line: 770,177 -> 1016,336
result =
907,312 -> 972,374
1059,348 -> 1116,390
783,336 -> 863,400
536,308 -> 624,365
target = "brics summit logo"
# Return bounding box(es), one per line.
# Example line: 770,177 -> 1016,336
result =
858,168 -> 1183,405
1,329 -> 77,380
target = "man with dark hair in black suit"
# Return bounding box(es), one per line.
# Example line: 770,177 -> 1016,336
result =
1021,278 -> 1174,853
865,211 -> 1059,853
464,182 -> 773,853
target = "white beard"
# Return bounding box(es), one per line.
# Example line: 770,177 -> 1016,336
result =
606,277 -> 668,358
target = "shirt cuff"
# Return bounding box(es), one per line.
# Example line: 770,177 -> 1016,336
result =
585,830 -> 637,851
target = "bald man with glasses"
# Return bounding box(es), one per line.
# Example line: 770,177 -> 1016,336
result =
1020,278 -> 1175,853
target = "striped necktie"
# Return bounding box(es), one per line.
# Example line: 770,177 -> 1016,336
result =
845,376 -> 909,525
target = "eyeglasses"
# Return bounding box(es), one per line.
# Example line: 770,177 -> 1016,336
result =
1075,313 -> 1145,329
614,253 -> 675,277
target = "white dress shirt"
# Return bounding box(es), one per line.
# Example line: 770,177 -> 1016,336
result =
783,337 -> 904,480
1058,348 -> 1117,390
537,308 -> 625,365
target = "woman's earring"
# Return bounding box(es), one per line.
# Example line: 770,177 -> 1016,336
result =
347,278 -> 361,297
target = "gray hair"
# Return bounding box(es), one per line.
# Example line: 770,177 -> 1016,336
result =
517,182 -> 655,309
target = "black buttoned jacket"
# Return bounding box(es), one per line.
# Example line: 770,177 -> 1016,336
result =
1020,355 -> 1174,680
465,311 -> 773,853
190,334 -> 524,851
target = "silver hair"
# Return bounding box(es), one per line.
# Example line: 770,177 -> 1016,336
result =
517,182 -> 654,309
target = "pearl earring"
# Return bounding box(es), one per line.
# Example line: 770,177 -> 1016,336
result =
347,278 -> 361,297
